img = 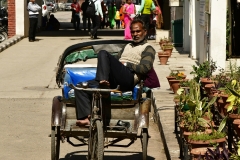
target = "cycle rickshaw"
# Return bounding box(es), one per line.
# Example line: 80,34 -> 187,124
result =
51,40 -> 152,160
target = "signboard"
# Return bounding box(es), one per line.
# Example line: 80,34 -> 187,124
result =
199,0 -> 205,26
169,0 -> 183,7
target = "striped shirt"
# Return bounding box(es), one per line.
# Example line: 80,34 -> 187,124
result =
116,40 -> 156,78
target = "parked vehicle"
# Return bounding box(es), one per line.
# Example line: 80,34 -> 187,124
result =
48,0 -> 58,13
0,7 -> 8,43
58,2 -> 65,11
46,1 -> 53,13
42,0 -> 50,19
64,0 -> 72,11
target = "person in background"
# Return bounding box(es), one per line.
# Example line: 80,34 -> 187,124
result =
108,2 -> 116,29
138,0 -> 155,39
47,14 -> 60,31
119,1 -> 125,29
101,0 -> 108,29
81,0 -> 91,31
148,0 -> 161,39
115,9 -> 120,29
89,0 -> 103,39
71,0 -> 81,30
27,0 -> 41,42
74,19 -> 157,126
123,0 -> 135,40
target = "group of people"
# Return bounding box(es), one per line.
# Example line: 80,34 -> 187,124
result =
27,0 -> 162,41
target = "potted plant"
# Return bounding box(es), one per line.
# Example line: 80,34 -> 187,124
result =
158,51 -> 169,65
177,80 -> 227,145
159,37 -> 171,49
162,42 -> 174,56
168,72 -> 187,94
190,59 -> 217,83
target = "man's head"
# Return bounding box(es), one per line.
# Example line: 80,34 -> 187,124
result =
30,0 -> 35,2
73,0 -> 77,3
130,19 -> 147,43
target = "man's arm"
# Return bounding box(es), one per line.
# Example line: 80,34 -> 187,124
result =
126,46 -> 156,74
138,0 -> 145,14
151,2 -> 156,11
28,2 -> 41,12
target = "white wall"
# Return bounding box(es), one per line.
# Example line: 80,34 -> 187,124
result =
190,0 -> 199,59
16,0 -> 29,36
183,0 -> 190,52
210,0 -> 227,71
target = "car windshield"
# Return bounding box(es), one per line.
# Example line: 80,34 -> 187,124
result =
67,0 -> 72,3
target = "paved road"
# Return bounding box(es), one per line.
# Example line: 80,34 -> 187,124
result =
0,12 -> 166,160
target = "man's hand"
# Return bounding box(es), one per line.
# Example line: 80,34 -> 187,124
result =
101,18 -> 103,21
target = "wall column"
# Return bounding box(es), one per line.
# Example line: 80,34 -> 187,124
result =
183,0 -> 190,52
210,0 -> 227,71
16,0 -> 29,36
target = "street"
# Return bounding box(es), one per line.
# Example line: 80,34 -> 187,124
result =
0,11 -> 166,160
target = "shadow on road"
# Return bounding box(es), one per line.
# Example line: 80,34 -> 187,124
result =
60,150 -> 155,160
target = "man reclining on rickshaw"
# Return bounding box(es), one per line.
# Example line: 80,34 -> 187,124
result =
75,19 -> 160,126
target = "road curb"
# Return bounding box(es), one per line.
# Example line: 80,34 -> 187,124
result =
152,92 -> 171,160
0,35 -> 24,52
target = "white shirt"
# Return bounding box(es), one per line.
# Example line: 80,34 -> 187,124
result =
93,0 -> 103,18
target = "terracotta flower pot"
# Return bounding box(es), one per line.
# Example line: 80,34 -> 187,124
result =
233,119 -> 240,136
169,79 -> 181,94
158,53 -> 169,65
188,137 -> 226,149
204,83 -> 216,98
163,48 -> 173,57
166,76 -> 176,90
191,147 -> 223,160
183,129 -> 212,142
200,78 -> 214,88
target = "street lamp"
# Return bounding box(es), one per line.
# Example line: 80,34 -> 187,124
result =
237,0 -> 240,3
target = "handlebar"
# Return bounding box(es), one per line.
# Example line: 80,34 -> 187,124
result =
69,83 -> 121,93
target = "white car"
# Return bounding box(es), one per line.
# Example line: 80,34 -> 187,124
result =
64,0 -> 72,11
42,0 -> 50,19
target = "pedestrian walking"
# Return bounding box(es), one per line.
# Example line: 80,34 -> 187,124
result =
27,0 -> 41,42
115,9 -> 120,29
119,2 -> 125,29
138,0 -> 156,39
100,0 -> 108,29
123,0 -> 135,40
108,2 -> 116,29
89,0 -> 103,39
71,0 -> 81,30
81,0 -> 91,31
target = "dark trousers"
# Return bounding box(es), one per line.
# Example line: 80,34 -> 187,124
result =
91,15 -> 101,38
75,50 -> 135,119
141,14 -> 151,37
115,20 -> 120,29
29,18 -> 38,40
73,14 -> 80,30
82,15 -> 91,31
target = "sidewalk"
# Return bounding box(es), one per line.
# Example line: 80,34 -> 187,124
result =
151,45 -> 196,160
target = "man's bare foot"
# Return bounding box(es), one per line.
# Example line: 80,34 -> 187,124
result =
99,80 -> 110,86
76,118 -> 90,126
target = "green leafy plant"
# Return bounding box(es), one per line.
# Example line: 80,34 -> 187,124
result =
190,60 -> 217,82
189,131 -> 225,141
225,80 -> 240,114
169,71 -> 186,80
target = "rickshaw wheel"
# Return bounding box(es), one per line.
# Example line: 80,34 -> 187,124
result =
141,128 -> 148,160
88,120 -> 104,160
51,126 -> 60,160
